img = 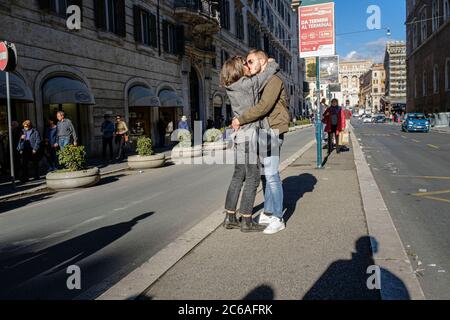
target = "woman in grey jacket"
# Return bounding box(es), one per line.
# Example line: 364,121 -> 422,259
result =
220,56 -> 279,232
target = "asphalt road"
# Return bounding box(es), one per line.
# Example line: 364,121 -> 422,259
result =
0,127 -> 314,300
352,119 -> 450,300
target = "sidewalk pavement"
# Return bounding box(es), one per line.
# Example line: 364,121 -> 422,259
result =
0,146 -> 174,201
140,141 -> 382,300
431,126 -> 450,134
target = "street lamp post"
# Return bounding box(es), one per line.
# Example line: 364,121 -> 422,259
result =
315,57 -> 323,169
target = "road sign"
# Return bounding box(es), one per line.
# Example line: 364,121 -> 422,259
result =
0,41 -> 17,72
0,41 -> 8,71
0,40 -> 18,187
299,1 -> 335,58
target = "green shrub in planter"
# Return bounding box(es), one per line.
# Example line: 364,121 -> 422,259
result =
57,144 -> 86,172
295,119 -> 312,126
176,129 -> 192,148
136,136 -> 153,156
203,128 -> 223,143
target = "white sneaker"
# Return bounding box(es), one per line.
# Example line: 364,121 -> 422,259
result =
263,218 -> 286,235
258,212 -> 276,225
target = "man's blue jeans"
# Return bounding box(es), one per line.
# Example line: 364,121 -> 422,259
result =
261,131 -> 284,219
58,137 -> 71,151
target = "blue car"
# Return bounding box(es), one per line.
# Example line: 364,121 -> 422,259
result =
402,113 -> 430,133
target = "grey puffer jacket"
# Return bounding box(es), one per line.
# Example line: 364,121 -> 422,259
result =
225,61 -> 280,144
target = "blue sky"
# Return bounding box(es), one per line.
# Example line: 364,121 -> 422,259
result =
334,0 -> 406,63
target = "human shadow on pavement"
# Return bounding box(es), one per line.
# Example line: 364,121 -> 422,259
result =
0,192 -> 56,214
303,236 -> 410,300
282,174 -> 317,223
0,212 -> 154,299
243,284 -> 274,300
95,174 -> 127,187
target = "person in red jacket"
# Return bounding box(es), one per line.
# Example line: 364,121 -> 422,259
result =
322,98 -> 346,155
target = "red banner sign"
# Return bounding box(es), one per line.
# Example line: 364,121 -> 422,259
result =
299,2 -> 335,58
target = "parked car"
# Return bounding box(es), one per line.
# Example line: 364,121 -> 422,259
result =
401,113 -> 430,133
362,115 -> 373,123
372,115 -> 387,123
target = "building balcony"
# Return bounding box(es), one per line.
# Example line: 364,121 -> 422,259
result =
174,0 -> 220,52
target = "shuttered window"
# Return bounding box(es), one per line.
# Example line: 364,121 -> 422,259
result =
220,0 -> 230,30
133,6 -> 157,47
39,0 -> 83,20
94,0 -> 126,37
162,20 -> 184,55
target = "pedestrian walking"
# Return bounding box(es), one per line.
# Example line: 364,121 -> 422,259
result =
114,115 -> 129,161
45,119 -> 58,172
56,111 -> 77,151
221,54 -> 279,233
178,115 -> 189,131
101,114 -> 115,160
17,120 -> 41,182
322,98 -> 346,155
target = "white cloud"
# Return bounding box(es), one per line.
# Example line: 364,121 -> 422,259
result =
345,51 -> 358,60
340,38 -> 392,63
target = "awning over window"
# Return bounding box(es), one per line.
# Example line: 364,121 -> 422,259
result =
129,86 -> 161,107
0,71 -> 34,102
43,77 -> 95,105
158,89 -> 184,108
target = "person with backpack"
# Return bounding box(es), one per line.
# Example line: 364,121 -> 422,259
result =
322,98 -> 346,155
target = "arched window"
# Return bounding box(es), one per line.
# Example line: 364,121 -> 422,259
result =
433,64 -> 439,93
446,58 -> 450,91
421,10 -> 428,42
423,70 -> 427,97
444,0 -> 450,21
432,0 -> 440,32
343,76 -> 348,88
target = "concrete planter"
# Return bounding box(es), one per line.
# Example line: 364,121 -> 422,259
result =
171,145 -> 203,158
294,124 -> 313,130
203,141 -> 228,152
128,154 -> 165,170
46,167 -> 100,190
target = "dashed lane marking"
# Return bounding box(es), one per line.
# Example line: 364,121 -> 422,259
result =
427,144 -> 439,149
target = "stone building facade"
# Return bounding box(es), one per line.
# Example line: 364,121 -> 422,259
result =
360,63 -> 386,114
406,0 -> 450,125
337,60 -> 373,108
382,41 -> 407,114
0,0 -> 304,157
